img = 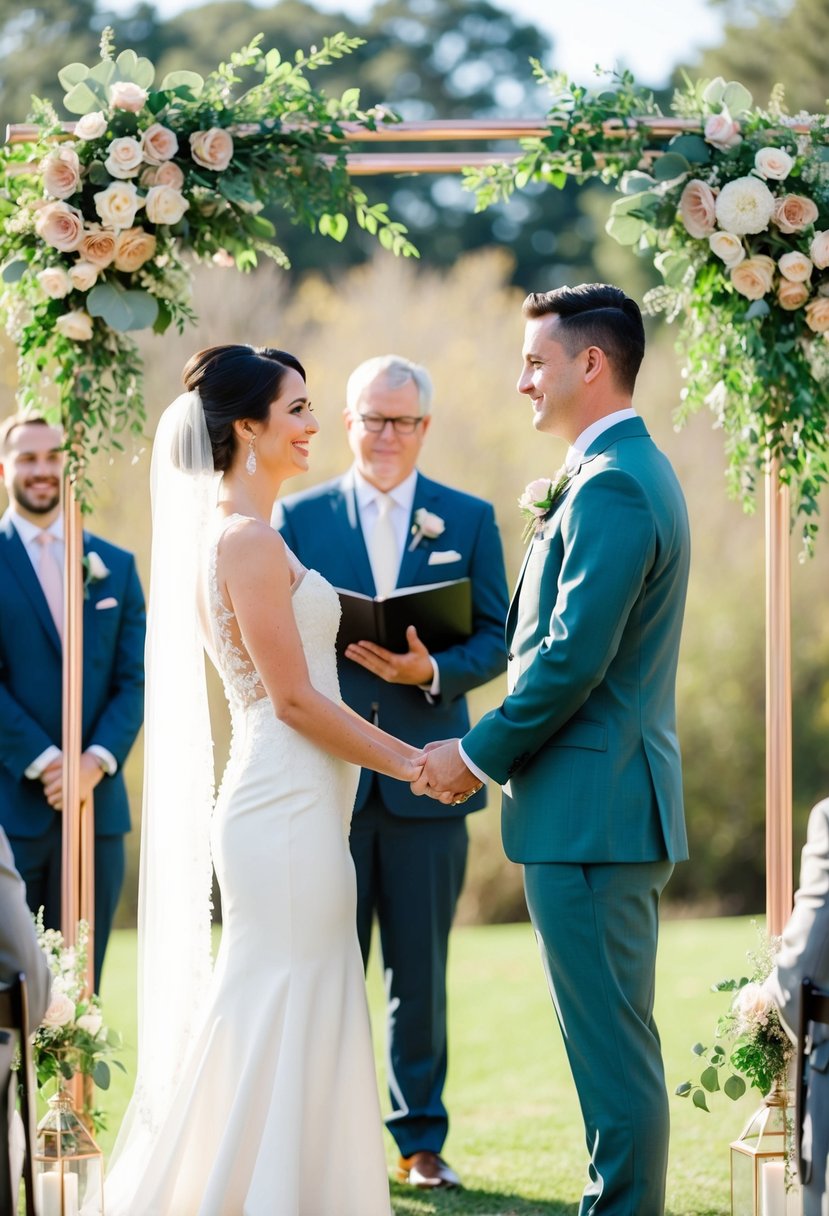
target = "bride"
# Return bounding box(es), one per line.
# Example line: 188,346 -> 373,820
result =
105,344 -> 429,1215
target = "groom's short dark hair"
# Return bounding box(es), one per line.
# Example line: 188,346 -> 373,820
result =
523,284 -> 645,394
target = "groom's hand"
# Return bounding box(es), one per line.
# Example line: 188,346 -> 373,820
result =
411,740 -> 483,805
345,625 -> 433,686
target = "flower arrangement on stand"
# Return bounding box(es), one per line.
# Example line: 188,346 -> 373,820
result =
0,28 -> 416,489
465,69 -> 829,552
33,914 -> 123,1132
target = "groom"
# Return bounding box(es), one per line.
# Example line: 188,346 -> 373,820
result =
416,284 -> 690,1214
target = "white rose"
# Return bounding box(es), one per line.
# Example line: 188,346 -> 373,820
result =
189,128 -> 234,171
42,992 -> 76,1028
141,123 -> 178,165
733,981 -> 774,1029
144,184 -> 190,226
55,309 -> 93,341
778,251 -> 813,283
704,112 -> 742,152
809,230 -> 829,270
104,136 -> 144,180
74,111 -> 108,141
754,146 -> 794,181
708,231 -> 745,268
518,478 -> 553,517
93,180 -> 143,230
37,266 -> 72,299
715,176 -> 776,236
41,147 -> 82,200
109,81 -> 148,113
76,1011 -> 103,1036
414,508 -> 445,539
85,551 -> 110,581
68,260 -> 99,291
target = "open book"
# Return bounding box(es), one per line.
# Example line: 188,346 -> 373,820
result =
336,578 -> 472,653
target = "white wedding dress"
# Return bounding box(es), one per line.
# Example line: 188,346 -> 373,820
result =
107,515 -> 392,1216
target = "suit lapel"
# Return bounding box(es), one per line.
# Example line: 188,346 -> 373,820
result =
334,472 -> 376,595
396,473 -> 440,589
0,513 -> 62,654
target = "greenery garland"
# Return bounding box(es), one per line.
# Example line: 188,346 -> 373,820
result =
465,67 -> 829,553
0,30 -> 417,498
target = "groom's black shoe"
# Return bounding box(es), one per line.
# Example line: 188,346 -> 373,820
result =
397,1152 -> 461,1188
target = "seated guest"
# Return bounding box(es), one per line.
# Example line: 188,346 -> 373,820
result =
0,825 -> 51,1214
766,798 -> 829,1216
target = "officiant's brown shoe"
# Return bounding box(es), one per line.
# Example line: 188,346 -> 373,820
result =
396,1151 -> 461,1188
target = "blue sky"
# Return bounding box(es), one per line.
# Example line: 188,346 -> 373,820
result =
109,0 -> 728,88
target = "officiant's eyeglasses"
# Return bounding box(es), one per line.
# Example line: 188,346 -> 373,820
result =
356,413 -> 425,435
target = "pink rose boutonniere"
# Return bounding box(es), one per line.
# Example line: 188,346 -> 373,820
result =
409,508 -> 446,551
518,468 -> 571,542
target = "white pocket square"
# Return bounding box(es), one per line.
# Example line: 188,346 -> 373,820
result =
95,597 -> 118,610
428,549 -> 462,565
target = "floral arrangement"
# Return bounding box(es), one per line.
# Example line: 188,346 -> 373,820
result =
82,549 -> 110,596
408,507 -> 446,550
32,914 -> 123,1130
518,469 -> 570,542
0,29 -> 416,495
466,68 -> 829,552
676,926 -> 793,1112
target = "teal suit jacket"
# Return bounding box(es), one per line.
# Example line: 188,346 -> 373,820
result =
463,416 -> 690,864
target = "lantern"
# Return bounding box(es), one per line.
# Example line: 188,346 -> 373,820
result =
731,1087 -> 801,1215
34,1091 -> 103,1216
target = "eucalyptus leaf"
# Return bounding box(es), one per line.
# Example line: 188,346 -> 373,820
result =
692,1089 -> 710,1112
92,1060 -> 111,1090
700,1066 -> 720,1093
724,1074 -> 747,1101
1,260 -> 27,284
58,63 -> 89,91
63,79 -> 107,115
654,152 -> 691,182
159,70 -> 204,95
675,1081 -> 692,1096
668,134 -> 711,165
88,60 -> 117,88
701,77 -> 726,107
87,284 -> 159,332
722,81 -> 753,116
745,300 -> 771,321
620,171 -> 656,195
605,212 -> 645,245
319,213 -> 349,241
115,50 -> 155,89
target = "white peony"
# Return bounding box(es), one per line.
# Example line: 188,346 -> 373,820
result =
715,176 -> 776,236
37,267 -> 72,299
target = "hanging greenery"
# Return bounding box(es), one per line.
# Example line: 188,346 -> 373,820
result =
465,67 -> 829,553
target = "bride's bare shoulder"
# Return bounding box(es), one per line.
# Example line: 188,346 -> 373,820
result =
217,515 -> 290,576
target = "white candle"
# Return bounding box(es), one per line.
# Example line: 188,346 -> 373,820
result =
62,1171 -> 79,1216
762,1160 -> 787,1216
38,1172 -> 62,1216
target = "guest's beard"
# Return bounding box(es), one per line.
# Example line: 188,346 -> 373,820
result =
12,476 -> 61,515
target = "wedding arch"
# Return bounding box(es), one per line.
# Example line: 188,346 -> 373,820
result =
3,33 -> 828,987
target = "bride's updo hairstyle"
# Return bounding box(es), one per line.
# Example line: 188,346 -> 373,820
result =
182,343 -> 307,473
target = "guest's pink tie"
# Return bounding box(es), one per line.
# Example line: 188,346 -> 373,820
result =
35,532 -> 63,638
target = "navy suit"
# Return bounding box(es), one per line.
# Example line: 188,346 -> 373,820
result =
0,511 -> 145,986
277,469 -> 508,1155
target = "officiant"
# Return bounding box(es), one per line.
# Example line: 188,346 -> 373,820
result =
276,354 -> 508,1189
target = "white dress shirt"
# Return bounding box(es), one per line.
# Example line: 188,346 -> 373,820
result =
352,467 -> 440,697
8,510 -> 117,780
459,408 -> 638,787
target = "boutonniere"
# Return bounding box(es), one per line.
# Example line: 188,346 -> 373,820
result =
408,507 -> 446,551
518,468 -> 571,543
82,551 -> 110,598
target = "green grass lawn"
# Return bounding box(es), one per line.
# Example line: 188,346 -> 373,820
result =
92,916 -> 764,1215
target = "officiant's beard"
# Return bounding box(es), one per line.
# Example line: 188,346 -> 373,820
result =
12,476 -> 61,516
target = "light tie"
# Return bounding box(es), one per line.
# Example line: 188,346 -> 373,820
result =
369,493 -> 399,598
35,531 -> 63,638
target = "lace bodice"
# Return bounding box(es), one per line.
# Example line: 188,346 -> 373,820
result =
207,514 -> 344,714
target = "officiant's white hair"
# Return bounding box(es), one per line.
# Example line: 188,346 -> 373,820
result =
346,354 -> 433,415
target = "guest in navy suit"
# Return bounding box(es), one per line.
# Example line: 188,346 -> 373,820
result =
276,355 -> 508,1188
0,414 -> 145,989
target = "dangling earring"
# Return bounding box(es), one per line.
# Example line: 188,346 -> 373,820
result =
245,433 -> 257,476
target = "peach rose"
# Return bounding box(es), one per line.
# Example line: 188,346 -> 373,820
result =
704,112 -> 741,152
139,161 -> 185,190
810,231 -> 829,270
68,260 -> 99,291
778,251 -> 813,283
41,147 -> 81,200
79,227 -> 117,268
55,309 -> 94,341
805,298 -> 829,333
109,81 -> 148,113
93,180 -> 143,230
74,111 -> 108,141
37,266 -> 72,299
141,123 -> 178,165
679,179 -> 717,239
773,194 -> 819,234
144,184 -> 190,226
708,231 -> 745,268
189,128 -> 234,171
778,280 -> 810,310
113,226 -> 157,272
34,201 -> 84,252
730,255 -> 775,300
754,146 -> 794,181
104,136 -> 144,180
